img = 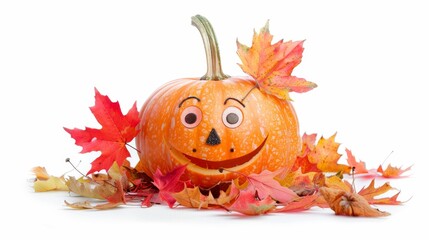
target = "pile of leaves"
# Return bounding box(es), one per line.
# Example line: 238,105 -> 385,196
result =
33,88 -> 410,216
33,21 -> 411,217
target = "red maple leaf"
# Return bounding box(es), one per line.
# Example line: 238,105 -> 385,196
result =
152,165 -> 187,208
228,186 -> 276,215
64,88 -> 140,174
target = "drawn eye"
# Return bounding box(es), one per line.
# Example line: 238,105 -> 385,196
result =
222,106 -> 243,128
181,106 -> 202,128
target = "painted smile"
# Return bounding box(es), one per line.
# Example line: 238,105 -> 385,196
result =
169,136 -> 268,170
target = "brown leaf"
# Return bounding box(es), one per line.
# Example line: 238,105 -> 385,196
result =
66,177 -> 116,200
319,187 -> 390,217
64,200 -> 122,210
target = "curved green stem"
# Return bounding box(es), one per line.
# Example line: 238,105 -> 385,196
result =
191,15 -> 229,81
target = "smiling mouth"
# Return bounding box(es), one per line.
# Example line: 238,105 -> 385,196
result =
169,137 -> 267,170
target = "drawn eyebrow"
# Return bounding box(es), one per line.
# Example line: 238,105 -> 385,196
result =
224,97 -> 246,108
178,96 -> 201,108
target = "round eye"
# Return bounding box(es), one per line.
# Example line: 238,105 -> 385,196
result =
222,106 -> 243,128
181,106 -> 202,128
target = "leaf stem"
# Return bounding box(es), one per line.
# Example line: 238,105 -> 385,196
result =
126,143 -> 141,153
241,84 -> 258,102
65,158 -> 87,177
191,15 -> 229,81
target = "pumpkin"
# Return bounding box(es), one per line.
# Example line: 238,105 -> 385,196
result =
135,15 -> 301,188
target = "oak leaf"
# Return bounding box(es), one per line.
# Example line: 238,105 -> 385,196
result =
64,88 -> 140,174
237,21 -> 316,100
319,187 -> 390,217
377,164 -> 412,178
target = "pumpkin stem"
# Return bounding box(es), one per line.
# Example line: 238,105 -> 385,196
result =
192,15 -> 229,81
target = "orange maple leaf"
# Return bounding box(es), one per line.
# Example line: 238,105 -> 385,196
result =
345,148 -> 368,174
358,179 -> 402,205
237,21 -> 317,100
377,164 -> 412,178
308,133 -> 351,174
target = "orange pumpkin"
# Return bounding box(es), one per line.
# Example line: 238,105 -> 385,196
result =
135,15 -> 301,188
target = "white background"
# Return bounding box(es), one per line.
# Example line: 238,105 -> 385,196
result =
1,0 -> 427,239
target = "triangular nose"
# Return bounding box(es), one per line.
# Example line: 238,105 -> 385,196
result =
206,128 -> 221,146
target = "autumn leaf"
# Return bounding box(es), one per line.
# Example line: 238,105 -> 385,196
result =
288,174 -> 315,196
64,88 -> 140,174
319,187 -> 390,217
152,165 -> 187,208
345,148 -> 368,174
66,177 -> 113,199
66,162 -> 127,202
173,186 -> 208,209
308,133 -> 351,174
292,133 -> 319,174
358,179 -> 402,205
228,187 -> 276,215
237,21 -> 316,100
325,175 -> 352,192
64,200 -> 122,210
377,164 -> 412,178
246,170 -> 297,203
275,194 -> 318,213
32,167 -> 68,192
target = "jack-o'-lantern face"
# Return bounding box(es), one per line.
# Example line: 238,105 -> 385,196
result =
135,15 -> 301,188
135,78 -> 300,188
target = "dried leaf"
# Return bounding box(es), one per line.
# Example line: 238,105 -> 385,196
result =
345,148 -> 368,174
32,166 -> 50,180
275,194 -> 318,213
66,177 -> 115,200
173,186 -> 208,209
319,187 -> 390,217
325,175 -> 352,192
358,179 -> 402,205
377,164 -> 412,178
32,167 -> 68,192
64,200 -> 122,210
